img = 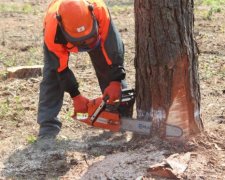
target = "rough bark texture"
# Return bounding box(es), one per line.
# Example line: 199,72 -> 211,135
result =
134,0 -> 203,139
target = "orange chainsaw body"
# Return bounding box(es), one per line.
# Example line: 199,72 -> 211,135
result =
77,100 -> 121,132
75,89 -> 135,132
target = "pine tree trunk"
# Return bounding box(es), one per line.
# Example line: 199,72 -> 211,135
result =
134,0 -> 203,139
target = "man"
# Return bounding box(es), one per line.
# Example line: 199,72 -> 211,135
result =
38,0 -> 126,138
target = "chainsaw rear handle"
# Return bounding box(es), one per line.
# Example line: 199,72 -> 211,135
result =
90,95 -> 109,125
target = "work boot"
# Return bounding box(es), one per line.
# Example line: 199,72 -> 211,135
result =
38,125 -> 61,140
35,136 -> 57,151
36,125 -> 60,151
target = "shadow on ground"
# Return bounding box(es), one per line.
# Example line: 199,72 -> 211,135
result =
1,131 -> 191,179
1,131 -> 137,179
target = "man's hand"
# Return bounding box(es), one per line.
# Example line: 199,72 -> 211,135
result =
103,81 -> 121,104
73,95 -> 90,116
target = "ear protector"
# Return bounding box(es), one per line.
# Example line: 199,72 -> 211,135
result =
56,13 -> 62,22
88,4 -> 94,12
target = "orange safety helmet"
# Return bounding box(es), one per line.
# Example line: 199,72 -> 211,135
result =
56,0 -> 98,43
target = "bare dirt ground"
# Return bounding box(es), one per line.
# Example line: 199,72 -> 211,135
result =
0,0 -> 224,179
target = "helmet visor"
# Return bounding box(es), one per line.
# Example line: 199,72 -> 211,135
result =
59,17 -> 99,43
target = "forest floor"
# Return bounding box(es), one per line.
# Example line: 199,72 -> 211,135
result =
0,0 -> 224,179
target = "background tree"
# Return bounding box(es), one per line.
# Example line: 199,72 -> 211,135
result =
134,0 -> 204,139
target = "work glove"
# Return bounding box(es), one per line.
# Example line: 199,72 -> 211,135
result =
72,95 -> 90,116
103,81 -> 121,104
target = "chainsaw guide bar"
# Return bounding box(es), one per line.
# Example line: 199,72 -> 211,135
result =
74,89 -> 183,138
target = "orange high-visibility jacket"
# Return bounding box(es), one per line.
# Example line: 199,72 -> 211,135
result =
43,0 -> 125,97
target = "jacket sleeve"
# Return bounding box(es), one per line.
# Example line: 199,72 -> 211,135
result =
93,2 -> 126,82
102,19 -> 126,81
43,43 -> 80,98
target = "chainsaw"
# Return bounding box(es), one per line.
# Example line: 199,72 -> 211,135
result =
74,89 -> 183,138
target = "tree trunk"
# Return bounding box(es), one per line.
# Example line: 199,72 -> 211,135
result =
134,0 -> 203,140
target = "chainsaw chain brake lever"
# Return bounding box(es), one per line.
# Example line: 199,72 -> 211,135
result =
90,95 -> 109,125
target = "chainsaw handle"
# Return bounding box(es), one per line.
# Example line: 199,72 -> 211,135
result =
90,96 -> 109,125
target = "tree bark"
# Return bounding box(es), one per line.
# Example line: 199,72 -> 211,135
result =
134,0 -> 203,139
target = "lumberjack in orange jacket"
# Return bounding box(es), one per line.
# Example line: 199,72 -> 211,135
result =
37,0 -> 126,138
